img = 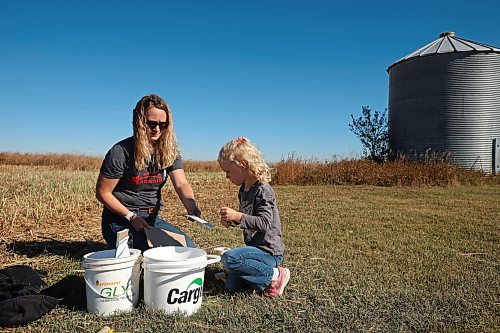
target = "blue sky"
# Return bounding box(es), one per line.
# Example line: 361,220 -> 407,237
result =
1,1 -> 499,161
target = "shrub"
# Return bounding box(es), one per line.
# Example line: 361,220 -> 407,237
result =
272,154 -> 497,186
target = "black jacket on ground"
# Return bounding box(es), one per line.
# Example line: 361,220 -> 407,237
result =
0,265 -> 58,327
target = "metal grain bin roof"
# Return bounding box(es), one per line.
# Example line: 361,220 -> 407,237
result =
387,32 -> 500,71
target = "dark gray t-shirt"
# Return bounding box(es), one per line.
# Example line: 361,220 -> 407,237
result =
239,182 -> 285,256
99,137 -> 182,209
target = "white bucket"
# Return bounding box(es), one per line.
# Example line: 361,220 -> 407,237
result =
82,248 -> 142,316
142,246 -> 220,316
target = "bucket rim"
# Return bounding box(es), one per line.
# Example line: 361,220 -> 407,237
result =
82,259 -> 141,271
142,246 -> 207,262
83,248 -> 142,264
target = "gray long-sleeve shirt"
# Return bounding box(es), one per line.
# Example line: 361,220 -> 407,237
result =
239,182 -> 285,256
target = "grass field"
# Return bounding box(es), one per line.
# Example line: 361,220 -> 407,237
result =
0,164 -> 498,332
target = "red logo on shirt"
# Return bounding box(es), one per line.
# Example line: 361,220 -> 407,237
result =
130,172 -> 163,185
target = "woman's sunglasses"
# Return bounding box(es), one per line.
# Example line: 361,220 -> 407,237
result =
146,120 -> 168,130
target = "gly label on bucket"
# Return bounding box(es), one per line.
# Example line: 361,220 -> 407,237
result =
96,279 -> 132,300
166,278 -> 203,305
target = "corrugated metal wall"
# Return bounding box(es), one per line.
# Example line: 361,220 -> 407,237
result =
388,52 -> 500,172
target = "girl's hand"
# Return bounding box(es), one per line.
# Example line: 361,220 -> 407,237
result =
219,207 -> 242,228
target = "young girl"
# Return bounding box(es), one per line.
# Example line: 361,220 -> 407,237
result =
217,137 -> 290,297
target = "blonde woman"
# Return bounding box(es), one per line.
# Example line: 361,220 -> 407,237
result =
96,94 -> 199,251
218,137 -> 290,297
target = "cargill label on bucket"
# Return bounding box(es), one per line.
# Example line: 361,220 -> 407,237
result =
167,278 -> 203,305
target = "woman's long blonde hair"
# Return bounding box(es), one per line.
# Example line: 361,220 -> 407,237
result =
132,94 -> 179,170
218,137 -> 271,183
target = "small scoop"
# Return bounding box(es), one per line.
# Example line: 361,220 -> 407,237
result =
185,215 -> 215,228
115,229 -> 130,258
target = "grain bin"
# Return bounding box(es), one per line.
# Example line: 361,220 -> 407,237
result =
387,32 -> 500,173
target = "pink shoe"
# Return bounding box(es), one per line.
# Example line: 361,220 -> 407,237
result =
263,267 -> 290,297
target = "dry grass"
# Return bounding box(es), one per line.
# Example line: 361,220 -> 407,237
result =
0,152 -> 220,173
0,152 -> 103,171
272,155 -> 498,186
2,152 -> 496,187
182,160 -> 221,173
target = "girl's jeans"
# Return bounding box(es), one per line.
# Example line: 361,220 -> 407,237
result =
221,246 -> 283,292
101,207 -> 196,252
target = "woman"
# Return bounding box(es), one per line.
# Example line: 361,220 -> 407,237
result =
96,94 -> 200,251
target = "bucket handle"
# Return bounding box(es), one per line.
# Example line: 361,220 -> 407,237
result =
145,255 -> 220,274
206,254 -> 221,265
145,266 -> 205,274
83,262 -> 142,297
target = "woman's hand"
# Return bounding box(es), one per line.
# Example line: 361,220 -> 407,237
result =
188,205 -> 202,217
170,169 -> 201,217
130,215 -> 150,232
219,207 -> 242,228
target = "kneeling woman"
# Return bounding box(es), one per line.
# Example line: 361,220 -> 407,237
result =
96,94 -> 200,251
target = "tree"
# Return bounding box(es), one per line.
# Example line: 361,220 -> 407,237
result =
349,106 -> 389,163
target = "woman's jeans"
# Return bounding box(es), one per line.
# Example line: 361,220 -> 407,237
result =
221,246 -> 283,292
101,207 -> 196,252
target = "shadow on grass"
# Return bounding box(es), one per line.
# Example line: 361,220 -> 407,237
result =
6,237 -> 108,260
204,266 -> 226,296
203,266 -> 257,297
6,240 -> 232,311
39,264 -> 228,312
42,274 -> 87,311
2,238 -> 107,312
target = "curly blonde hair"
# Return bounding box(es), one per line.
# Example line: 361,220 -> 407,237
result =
132,94 -> 179,170
218,137 -> 271,183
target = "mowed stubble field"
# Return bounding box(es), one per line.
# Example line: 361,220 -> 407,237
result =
0,164 -> 498,333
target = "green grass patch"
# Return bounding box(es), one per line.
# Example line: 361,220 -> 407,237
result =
0,168 -> 498,332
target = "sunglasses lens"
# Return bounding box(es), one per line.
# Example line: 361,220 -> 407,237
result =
146,121 -> 168,129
